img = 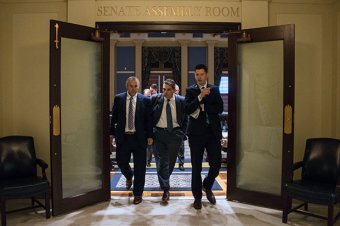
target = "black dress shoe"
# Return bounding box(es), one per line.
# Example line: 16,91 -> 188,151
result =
126,178 -> 133,190
203,187 -> 216,204
133,196 -> 143,205
193,199 -> 202,210
162,190 -> 170,202
146,163 -> 151,167
178,164 -> 185,171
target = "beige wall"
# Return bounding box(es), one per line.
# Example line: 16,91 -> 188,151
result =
0,1 -> 67,180
68,0 -> 96,27
269,1 -> 338,163
241,0 -> 268,29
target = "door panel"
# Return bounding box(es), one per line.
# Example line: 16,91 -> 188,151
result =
50,20 -> 110,215
60,38 -> 103,198
236,40 -> 283,195
227,25 -> 294,209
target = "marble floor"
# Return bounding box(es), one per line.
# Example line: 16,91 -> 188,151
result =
6,196 -> 335,226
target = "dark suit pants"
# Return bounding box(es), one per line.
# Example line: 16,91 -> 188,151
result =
177,140 -> 185,165
116,134 -> 146,196
154,128 -> 183,190
146,144 -> 154,165
189,130 -> 221,200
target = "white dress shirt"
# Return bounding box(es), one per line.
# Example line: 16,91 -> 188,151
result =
125,93 -> 137,132
156,94 -> 180,129
190,82 -> 208,119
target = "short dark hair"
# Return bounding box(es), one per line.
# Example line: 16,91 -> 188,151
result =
150,83 -> 158,90
163,79 -> 176,89
195,64 -> 208,72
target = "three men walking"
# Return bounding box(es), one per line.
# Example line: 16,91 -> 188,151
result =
110,63 -> 223,209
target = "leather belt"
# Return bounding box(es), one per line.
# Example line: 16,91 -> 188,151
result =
125,131 -> 135,135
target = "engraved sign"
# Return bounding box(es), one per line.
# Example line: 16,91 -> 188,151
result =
96,1 -> 241,22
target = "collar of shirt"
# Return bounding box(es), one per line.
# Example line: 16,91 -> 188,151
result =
127,93 -> 137,100
165,94 -> 175,102
198,82 -> 208,89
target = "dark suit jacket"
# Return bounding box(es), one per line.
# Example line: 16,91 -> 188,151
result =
185,83 -> 223,139
110,92 -> 153,148
151,94 -> 188,135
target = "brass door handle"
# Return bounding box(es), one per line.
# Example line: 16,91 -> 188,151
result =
54,23 -> 59,49
53,105 -> 60,136
284,105 -> 292,134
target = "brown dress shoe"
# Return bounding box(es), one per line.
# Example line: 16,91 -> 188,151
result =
133,196 -> 143,205
162,190 -> 170,202
203,187 -> 216,204
193,199 -> 202,209
126,178 -> 133,190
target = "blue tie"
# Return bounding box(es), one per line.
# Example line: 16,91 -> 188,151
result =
128,96 -> 134,130
166,99 -> 173,132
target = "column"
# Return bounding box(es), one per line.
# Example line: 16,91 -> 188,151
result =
206,40 -> 216,85
133,40 -> 144,86
179,40 -> 190,95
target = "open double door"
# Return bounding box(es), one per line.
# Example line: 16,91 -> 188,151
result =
49,20 -> 294,215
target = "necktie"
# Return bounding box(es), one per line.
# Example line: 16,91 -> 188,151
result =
128,96 -> 134,130
166,99 -> 173,132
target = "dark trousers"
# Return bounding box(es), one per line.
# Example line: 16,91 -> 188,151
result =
154,128 -> 184,190
177,140 -> 185,165
189,129 -> 221,200
116,134 -> 146,196
146,144 -> 154,164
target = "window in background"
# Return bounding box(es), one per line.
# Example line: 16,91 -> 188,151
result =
188,47 -> 207,86
116,47 -> 135,94
220,72 -> 229,113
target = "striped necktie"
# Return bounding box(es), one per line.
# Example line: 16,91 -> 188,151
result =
128,96 -> 134,130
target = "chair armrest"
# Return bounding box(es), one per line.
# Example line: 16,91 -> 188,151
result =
293,161 -> 303,171
36,158 -> 48,179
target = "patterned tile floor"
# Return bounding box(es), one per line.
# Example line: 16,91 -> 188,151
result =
111,141 -> 227,197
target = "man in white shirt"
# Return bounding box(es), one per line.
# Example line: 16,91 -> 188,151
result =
151,79 -> 187,205
110,77 -> 153,205
185,64 -> 224,210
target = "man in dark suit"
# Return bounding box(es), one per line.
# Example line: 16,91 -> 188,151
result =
185,64 -> 223,209
151,79 -> 187,205
110,76 -> 153,205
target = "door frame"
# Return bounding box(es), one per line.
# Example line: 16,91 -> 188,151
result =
96,21 -> 240,33
98,20 -> 240,196
227,24 -> 295,209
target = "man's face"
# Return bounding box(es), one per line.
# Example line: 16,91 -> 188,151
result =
162,83 -> 175,99
150,87 -> 157,94
175,86 -> 179,95
126,79 -> 139,96
195,69 -> 208,86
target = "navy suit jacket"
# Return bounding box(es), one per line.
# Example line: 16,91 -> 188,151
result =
110,92 -> 153,148
185,83 -> 223,139
151,94 -> 188,135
